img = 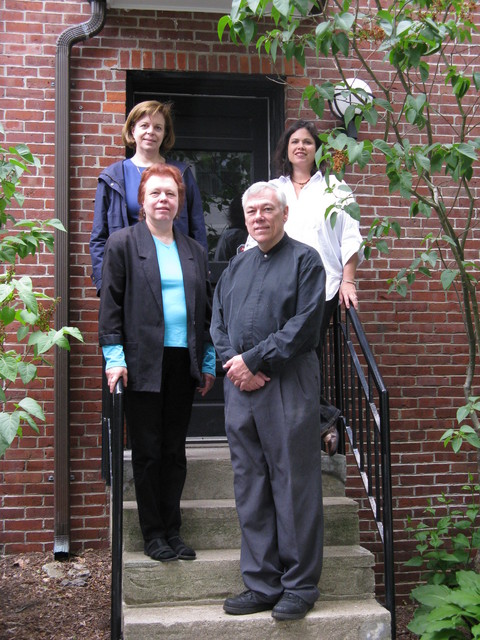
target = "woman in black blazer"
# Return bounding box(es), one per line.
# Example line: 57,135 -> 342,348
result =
99,164 -> 215,562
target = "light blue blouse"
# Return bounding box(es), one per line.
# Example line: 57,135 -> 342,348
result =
103,238 -> 216,377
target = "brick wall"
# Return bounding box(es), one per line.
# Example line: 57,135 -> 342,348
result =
1,0 -> 478,602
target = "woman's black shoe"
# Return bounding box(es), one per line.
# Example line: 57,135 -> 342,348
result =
167,535 -> 196,560
144,538 -> 178,562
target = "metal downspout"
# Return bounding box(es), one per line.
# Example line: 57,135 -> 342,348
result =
54,0 -> 107,558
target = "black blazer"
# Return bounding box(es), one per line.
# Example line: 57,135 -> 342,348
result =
98,220 -> 212,392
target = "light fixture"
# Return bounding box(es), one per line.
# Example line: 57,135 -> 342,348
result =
329,77 -> 373,139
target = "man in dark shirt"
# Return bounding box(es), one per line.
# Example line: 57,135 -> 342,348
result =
211,182 -> 326,621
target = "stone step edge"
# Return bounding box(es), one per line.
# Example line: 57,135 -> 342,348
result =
123,447 -> 346,480
123,544 -> 374,566
123,496 -> 358,510
123,597 -> 389,623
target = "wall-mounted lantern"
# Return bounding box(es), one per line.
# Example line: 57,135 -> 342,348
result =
329,77 -> 373,139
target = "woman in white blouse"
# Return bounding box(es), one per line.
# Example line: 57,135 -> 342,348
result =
270,119 -> 363,320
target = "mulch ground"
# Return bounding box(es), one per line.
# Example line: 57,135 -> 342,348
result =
0,549 -> 110,640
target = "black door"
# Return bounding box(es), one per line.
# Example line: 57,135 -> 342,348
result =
128,72 -> 284,440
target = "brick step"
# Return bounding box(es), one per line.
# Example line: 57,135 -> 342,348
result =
123,545 -> 376,606
123,496 -> 360,552
122,598 -> 391,640
123,447 -> 346,501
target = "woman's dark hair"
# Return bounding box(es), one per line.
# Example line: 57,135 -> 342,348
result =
273,119 -> 322,178
137,163 -> 186,221
122,100 -> 175,154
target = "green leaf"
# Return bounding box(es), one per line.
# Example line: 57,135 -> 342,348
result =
396,283 -> 407,297
407,606 -> 432,635
391,221 -> 401,238
441,269 -> 458,290
218,15 -> 231,40
15,276 -> 37,313
0,411 -> 21,458
405,556 -> 424,567
376,239 -> 389,254
373,139 -> 392,156
396,20 -> 412,37
332,32 -> 349,57
399,172 -> 413,198
456,570 -> 480,593
61,326 -> 84,343
0,354 -> 18,382
17,361 -> 37,385
316,81 -> 335,101
241,18 -> 256,45
246,0 -> 262,12
0,305 -> 15,326
315,20 -> 331,38
414,152 -> 431,172
230,0 -> 243,20
458,143 -> 477,161
419,61 -> 430,82
363,108 -> 378,126
344,201 -> 361,222
16,410 -> 39,433
272,0 -> 290,17
430,150 -> 444,173
374,98 -> 394,114
335,12 -> 355,32
0,283 -> 14,305
17,397 -> 45,421
16,325 -> 29,342
411,584 -> 451,608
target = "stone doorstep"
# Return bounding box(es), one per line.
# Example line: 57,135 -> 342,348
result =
122,496 -> 360,552
122,545 -> 376,606
122,598 -> 391,640
123,448 -> 347,501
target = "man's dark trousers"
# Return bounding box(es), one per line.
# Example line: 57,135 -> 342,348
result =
224,350 -> 324,606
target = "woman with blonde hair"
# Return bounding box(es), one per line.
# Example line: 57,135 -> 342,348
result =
90,100 -> 207,296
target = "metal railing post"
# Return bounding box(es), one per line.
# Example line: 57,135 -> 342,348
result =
111,379 -> 124,640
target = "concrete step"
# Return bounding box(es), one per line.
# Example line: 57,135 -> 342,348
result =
123,598 -> 391,640
123,447 -> 347,501
123,496 -> 360,553
123,545 -> 376,606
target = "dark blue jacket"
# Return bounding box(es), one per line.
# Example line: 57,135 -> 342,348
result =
89,159 -> 207,295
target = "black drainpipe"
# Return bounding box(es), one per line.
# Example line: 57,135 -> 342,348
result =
54,0 -> 107,559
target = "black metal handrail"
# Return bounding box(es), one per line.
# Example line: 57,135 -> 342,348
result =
323,305 -> 395,638
108,379 -> 125,640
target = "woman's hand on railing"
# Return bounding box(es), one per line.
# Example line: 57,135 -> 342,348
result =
339,280 -> 358,310
106,366 -> 128,393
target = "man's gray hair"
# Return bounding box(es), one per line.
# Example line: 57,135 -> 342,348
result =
242,181 -> 287,210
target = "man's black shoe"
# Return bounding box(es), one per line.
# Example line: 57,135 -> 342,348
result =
271,592 -> 314,620
223,590 -> 275,615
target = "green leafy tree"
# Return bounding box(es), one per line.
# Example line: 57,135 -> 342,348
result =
0,125 -> 83,457
218,0 -> 480,461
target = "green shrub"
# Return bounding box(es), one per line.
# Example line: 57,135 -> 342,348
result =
405,476 -> 480,638
0,126 -> 82,457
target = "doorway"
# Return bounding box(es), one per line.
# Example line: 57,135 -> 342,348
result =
127,71 -> 285,439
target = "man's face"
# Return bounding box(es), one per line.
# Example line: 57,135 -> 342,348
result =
244,188 -> 288,253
